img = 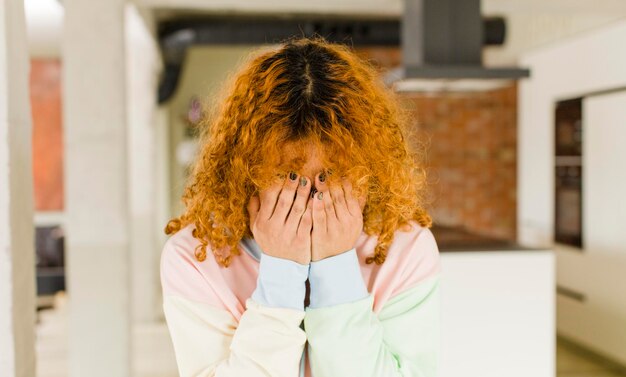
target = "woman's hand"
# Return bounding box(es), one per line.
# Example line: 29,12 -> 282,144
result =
311,172 -> 366,262
247,172 -> 314,265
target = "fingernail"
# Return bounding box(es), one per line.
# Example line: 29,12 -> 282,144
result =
319,172 -> 326,183
300,176 -> 307,187
317,191 -> 323,200
310,188 -> 317,198
289,171 -> 297,181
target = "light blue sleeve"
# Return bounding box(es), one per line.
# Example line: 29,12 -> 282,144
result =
251,253 -> 310,311
308,248 -> 369,308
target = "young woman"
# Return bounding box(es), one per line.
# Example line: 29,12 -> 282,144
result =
160,37 -> 441,377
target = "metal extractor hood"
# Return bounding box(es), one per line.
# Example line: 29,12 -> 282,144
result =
389,0 -> 530,92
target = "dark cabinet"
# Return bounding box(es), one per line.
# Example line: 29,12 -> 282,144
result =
554,98 -> 582,248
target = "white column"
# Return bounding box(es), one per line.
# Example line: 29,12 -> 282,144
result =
154,104 -> 171,319
125,4 -> 163,323
0,0 -> 37,376
63,1 -> 131,376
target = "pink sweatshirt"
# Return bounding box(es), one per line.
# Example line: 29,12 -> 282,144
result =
160,219 -> 442,376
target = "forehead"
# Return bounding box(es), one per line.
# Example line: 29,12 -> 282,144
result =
281,140 -> 326,166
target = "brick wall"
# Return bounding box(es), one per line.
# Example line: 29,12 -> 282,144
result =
30,59 -> 64,211
356,47 -> 517,241
401,86 -> 518,240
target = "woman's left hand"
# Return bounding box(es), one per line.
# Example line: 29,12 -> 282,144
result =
310,172 -> 366,262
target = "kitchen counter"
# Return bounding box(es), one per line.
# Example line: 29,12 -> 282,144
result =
432,224 -> 555,377
431,224 -> 542,251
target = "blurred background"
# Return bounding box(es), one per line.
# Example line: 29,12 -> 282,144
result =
1,0 -> 626,376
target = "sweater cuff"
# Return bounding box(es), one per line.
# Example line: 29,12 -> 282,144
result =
308,248 -> 369,308
251,253 -> 310,311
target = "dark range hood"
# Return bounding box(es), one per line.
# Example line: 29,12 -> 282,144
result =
389,0 -> 530,92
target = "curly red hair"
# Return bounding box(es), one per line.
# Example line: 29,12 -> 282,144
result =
165,36 -> 433,267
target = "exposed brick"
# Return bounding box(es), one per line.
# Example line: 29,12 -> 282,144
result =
401,84 -> 519,241
30,59 -> 63,211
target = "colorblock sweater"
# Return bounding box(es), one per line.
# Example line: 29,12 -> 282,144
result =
160,220 -> 442,377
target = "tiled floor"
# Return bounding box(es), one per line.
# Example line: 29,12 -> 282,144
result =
35,292 -> 179,377
35,292 -> 625,377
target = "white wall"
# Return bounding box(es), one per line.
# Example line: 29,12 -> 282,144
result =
0,0 -> 37,375
482,0 -> 626,66
519,19 -> 626,365
518,19 -> 626,247
555,92 -> 626,364
166,45 -> 264,216
24,0 -> 63,58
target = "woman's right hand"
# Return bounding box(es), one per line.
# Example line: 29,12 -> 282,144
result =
247,172 -> 314,265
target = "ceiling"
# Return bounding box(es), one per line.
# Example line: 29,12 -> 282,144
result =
25,0 -> 626,66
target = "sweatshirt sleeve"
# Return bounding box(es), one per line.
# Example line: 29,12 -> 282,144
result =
308,248 -> 370,308
303,228 -> 442,377
161,238 -> 308,377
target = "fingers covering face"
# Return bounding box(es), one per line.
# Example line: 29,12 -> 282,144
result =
312,192 -> 327,234
316,172 -> 360,220
272,172 -> 303,222
257,175 -> 284,221
313,171 -> 336,223
285,175 -> 313,235
297,193 -> 314,238
255,172 -> 363,237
